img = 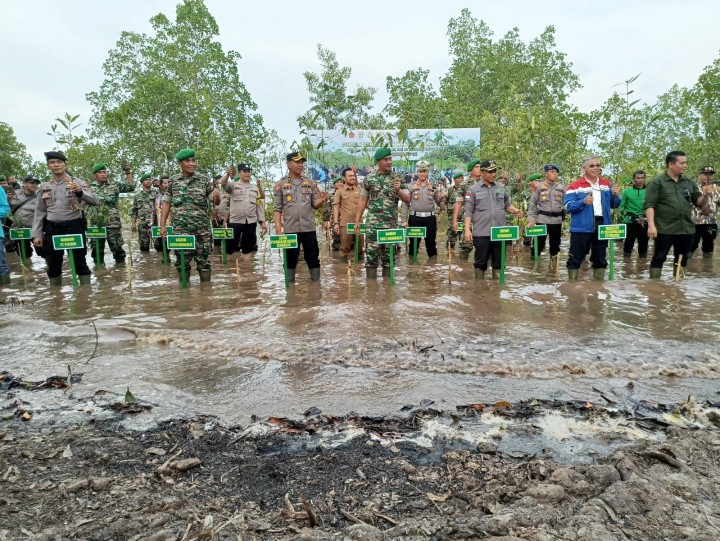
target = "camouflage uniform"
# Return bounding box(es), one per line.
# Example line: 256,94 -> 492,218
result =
87,179 -> 134,261
360,171 -> 407,268
163,172 -> 214,273
131,187 -> 158,251
453,180 -> 476,257
445,182 -> 460,248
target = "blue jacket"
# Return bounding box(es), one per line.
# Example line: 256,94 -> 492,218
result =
563,177 -> 621,233
0,189 -> 10,239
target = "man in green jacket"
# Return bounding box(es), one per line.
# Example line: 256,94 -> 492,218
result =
645,151 -> 711,278
620,170 -> 648,257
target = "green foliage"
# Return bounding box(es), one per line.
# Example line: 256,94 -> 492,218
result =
298,45 -> 387,132
86,0 -> 266,178
0,122 -> 31,178
84,204 -> 111,227
385,68 -> 445,128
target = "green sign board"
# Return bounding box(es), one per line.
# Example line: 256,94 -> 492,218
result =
86,226 -> 107,239
166,234 -> 196,250
525,225 -> 548,237
52,234 -> 84,250
405,227 -> 427,238
376,228 -> 405,244
598,224 -> 627,240
345,223 -> 367,234
270,234 -> 298,249
490,226 -> 520,242
9,228 -> 31,240
212,228 -> 234,240
151,226 -> 173,238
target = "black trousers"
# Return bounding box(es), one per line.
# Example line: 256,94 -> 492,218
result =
407,214 -> 437,258
227,222 -> 258,254
41,218 -> 92,278
651,233 -> 693,269
690,223 -> 717,254
567,218 -> 608,269
285,231 -> 320,270
533,222 -> 562,258
472,236 -> 502,270
623,222 -> 649,255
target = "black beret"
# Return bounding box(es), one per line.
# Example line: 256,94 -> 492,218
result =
44,150 -> 67,162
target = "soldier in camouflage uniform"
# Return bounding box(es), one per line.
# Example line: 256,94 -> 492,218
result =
452,160 -> 484,259
445,172 -> 464,249
87,163 -> 135,263
160,148 -> 218,282
354,148 -> 410,278
131,174 -> 158,251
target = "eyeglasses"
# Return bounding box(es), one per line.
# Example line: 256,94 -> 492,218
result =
587,164 -> 601,168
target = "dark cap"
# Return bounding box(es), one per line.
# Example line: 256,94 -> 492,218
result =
237,163 -> 252,171
479,159 -> 497,172
44,150 -> 67,162
24,175 -> 41,184
699,166 -> 715,174
543,164 -> 560,173
286,152 -> 307,163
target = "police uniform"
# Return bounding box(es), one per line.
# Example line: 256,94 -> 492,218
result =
526,166 -> 566,259
32,151 -> 99,283
9,176 -> 41,258
404,161 -> 442,258
273,152 -> 323,280
225,164 -> 264,255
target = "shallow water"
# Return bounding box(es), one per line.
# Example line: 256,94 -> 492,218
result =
2,232 -> 719,426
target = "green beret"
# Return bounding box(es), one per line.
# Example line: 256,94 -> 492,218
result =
466,159 -> 481,172
333,176 -> 343,183
453,172 -> 464,179
527,174 -> 543,182
233,175 -> 240,180
373,148 -> 391,162
175,148 -> 196,161
0,175 -> 5,181
139,173 -> 152,182
92,163 -> 107,174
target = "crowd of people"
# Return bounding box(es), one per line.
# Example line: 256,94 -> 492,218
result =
0,147 -> 717,286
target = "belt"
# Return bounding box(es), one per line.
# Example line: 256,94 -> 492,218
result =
409,211 -> 433,218
46,218 -> 83,227
538,210 -> 562,217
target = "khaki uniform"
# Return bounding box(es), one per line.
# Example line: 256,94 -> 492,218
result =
403,180 -> 442,258
527,181 -> 566,258
273,175 -> 322,270
333,184 -> 363,256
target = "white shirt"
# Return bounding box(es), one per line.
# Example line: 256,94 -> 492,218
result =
587,177 -> 603,217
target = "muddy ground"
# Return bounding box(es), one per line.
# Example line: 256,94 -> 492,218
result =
2,382 -> 720,541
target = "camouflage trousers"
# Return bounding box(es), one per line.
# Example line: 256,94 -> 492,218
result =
446,215 -> 473,256
332,230 -> 341,251
365,224 -> 398,269
137,223 -> 152,251
173,227 -> 213,272
90,227 -> 125,261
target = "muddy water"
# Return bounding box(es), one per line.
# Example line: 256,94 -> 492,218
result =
1,233 -> 719,427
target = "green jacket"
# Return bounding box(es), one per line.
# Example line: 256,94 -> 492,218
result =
644,173 -> 701,235
620,186 -> 646,223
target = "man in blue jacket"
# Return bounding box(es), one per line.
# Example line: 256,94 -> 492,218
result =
563,155 -> 621,280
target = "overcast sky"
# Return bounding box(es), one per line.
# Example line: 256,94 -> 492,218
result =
2,0 -> 719,165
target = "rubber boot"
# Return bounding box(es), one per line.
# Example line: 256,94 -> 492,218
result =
366,268 -> 377,279
474,268 -> 485,279
649,267 -> 662,279
381,266 -> 390,277
491,269 -> 501,280
459,252 -> 469,260
623,252 -> 632,258
78,274 -> 91,285
702,252 -> 713,259
0,274 -> 10,285
287,269 -> 296,283
638,253 -> 647,258
592,267 -> 605,280
567,268 -> 579,281
309,267 -> 320,281
339,255 -> 348,263
115,256 -> 126,264
199,270 -> 211,282
49,276 -> 62,287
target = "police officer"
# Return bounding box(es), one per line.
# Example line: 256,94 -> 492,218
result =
8,175 -> 41,259
463,160 -> 523,279
273,152 -> 329,281
224,163 -> 266,256
403,160 -> 443,261
32,151 -> 99,286
527,164 -> 566,262
88,162 -> 135,262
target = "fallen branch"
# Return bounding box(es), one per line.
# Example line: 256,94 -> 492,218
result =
637,450 -> 685,470
339,509 -> 367,525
